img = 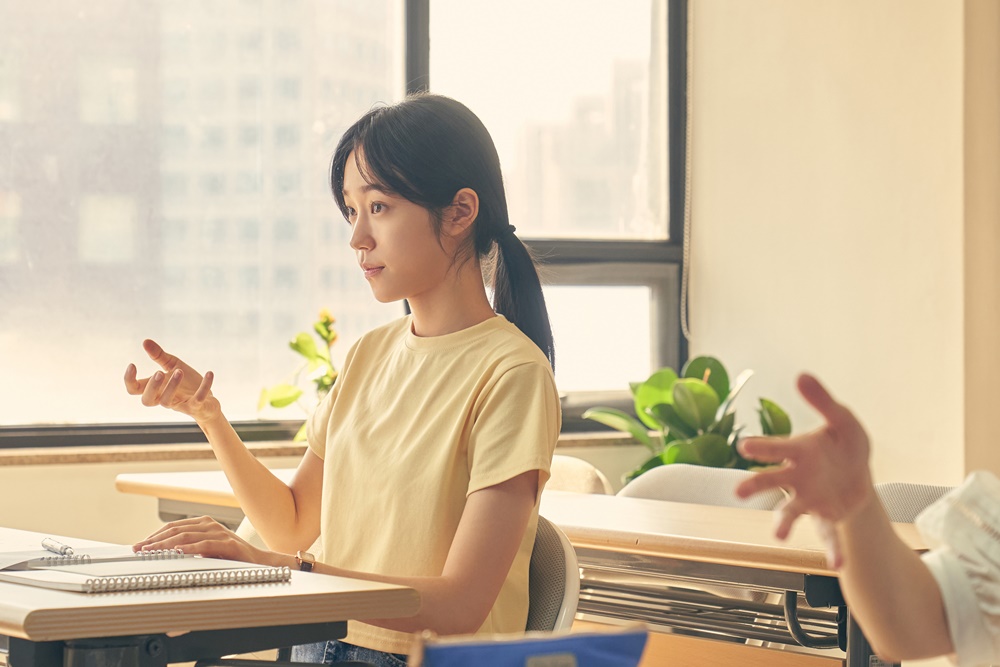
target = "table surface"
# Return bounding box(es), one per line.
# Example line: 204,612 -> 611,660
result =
0,526 -> 419,643
116,470 -> 926,578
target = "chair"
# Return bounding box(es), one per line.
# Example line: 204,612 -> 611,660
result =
409,626 -> 648,667
874,481 -> 954,523
548,454 -> 614,494
617,463 -> 786,510
527,515 -> 581,632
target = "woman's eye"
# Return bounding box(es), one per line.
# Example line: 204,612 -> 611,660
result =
371,202 -> 385,214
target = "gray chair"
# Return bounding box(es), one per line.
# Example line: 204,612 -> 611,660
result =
874,481 -> 954,523
617,463 -> 786,510
527,515 -> 580,632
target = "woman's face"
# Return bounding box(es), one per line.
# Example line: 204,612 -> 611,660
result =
341,150 -> 453,305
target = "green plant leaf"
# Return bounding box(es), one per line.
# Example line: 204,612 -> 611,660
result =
293,422 -> 308,442
633,369 -> 678,430
262,383 -> 303,408
672,379 -> 720,431
708,410 -> 735,438
759,398 -> 791,436
629,381 -> 642,397
289,333 -> 319,361
715,368 -> 754,421
256,388 -> 269,413
314,321 -> 337,345
646,403 -> 697,440
582,407 -> 654,450
624,453 -> 665,484
662,434 -> 732,467
682,356 -> 730,405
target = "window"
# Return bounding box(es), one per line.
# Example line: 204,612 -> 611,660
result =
0,0 -> 686,444
0,1 -> 406,435
0,193 -> 20,264
425,0 -> 686,407
78,195 -> 137,264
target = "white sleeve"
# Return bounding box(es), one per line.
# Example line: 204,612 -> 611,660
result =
916,472 -> 1000,667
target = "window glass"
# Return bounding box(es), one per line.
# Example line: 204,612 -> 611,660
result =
0,193 -> 20,264
430,0 -> 669,240
0,1 -> 405,426
545,286 -> 652,392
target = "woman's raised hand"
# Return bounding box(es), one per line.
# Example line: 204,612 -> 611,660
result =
734,373 -> 878,567
124,339 -> 221,422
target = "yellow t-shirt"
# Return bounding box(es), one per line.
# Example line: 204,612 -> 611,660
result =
307,314 -> 561,655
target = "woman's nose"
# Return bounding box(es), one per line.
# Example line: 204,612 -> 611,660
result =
349,215 -> 372,251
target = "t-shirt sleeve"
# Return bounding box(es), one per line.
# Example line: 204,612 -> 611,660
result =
306,337 -> 361,460
915,471 -> 1000,667
466,361 -> 561,498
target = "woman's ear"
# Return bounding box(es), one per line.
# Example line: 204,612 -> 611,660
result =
442,188 -> 479,238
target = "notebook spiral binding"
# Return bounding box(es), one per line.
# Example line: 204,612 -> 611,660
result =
35,554 -> 93,566
35,548 -> 184,567
82,566 -> 292,593
133,548 -> 187,560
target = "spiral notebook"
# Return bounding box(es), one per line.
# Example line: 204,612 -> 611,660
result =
0,549 -> 291,593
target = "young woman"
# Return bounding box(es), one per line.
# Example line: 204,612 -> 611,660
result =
736,374 -> 1000,667
124,94 -> 561,666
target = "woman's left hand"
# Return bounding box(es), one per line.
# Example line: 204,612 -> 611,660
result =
133,516 -> 281,566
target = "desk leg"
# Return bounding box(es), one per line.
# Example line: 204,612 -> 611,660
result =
846,609 -> 898,667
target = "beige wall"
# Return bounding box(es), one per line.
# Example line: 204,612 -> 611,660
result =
686,0 -> 994,489
0,456 -> 302,545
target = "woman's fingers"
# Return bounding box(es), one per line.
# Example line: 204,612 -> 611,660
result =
734,465 -> 793,499
738,436 -> 800,464
140,371 -> 167,407
134,517 -> 227,551
123,363 -> 147,395
774,498 -> 806,540
193,371 -> 214,402
157,369 -> 185,407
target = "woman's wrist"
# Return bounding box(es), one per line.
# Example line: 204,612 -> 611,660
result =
838,484 -> 888,540
259,549 -> 297,569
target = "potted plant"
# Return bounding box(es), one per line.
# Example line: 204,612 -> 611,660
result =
583,356 -> 791,482
258,309 -> 339,441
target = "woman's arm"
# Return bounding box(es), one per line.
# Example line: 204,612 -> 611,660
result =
735,373 -> 953,662
833,492 -> 952,661
138,469 -> 539,636
125,339 -> 321,552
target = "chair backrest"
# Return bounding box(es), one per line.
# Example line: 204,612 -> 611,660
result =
547,454 -> 614,494
617,463 -> 785,511
526,516 -> 580,632
874,482 -> 954,523
410,626 -> 648,667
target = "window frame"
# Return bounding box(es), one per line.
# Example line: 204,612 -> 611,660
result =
0,0 -> 688,448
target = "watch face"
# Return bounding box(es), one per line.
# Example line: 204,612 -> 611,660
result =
297,551 -> 315,571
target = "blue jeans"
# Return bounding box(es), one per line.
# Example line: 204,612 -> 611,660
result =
290,640 -> 409,667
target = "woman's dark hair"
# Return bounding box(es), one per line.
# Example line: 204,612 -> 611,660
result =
330,94 -> 555,370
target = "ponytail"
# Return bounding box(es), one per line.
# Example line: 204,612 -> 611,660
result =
491,227 -> 555,371
330,93 -> 556,369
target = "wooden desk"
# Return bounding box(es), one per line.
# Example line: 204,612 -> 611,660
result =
117,469 -> 295,530
0,525 -> 418,667
116,471 -> 927,667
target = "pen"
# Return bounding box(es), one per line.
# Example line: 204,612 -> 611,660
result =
41,537 -> 74,556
